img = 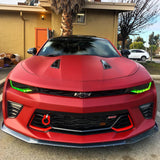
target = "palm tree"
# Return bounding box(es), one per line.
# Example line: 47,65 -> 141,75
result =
50,0 -> 85,36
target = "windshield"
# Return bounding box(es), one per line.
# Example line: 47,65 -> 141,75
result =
38,37 -> 120,58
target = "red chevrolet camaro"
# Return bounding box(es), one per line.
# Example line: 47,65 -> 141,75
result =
2,36 -> 158,148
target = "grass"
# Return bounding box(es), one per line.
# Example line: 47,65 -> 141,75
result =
153,55 -> 160,59
140,61 -> 160,75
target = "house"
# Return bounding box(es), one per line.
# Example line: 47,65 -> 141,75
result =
0,0 -> 135,59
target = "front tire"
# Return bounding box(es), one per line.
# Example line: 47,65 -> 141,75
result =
141,56 -> 146,61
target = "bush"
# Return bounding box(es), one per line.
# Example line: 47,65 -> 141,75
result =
129,41 -> 145,49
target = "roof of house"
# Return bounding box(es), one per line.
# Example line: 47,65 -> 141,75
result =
39,0 -> 135,12
0,4 -> 47,13
85,2 -> 135,11
0,1 -> 135,13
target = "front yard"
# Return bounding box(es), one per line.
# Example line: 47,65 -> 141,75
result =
140,61 -> 160,75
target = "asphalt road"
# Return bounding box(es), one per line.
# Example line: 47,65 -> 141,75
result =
0,81 -> 160,160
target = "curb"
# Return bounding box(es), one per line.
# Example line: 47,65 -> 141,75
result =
151,75 -> 160,80
0,77 -> 6,89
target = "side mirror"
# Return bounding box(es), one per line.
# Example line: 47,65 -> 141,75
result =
27,48 -> 37,55
121,49 -> 130,58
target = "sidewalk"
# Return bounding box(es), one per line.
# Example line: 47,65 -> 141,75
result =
0,66 -> 14,88
151,75 -> 160,80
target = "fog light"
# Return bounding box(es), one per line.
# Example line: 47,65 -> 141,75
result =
139,103 -> 153,119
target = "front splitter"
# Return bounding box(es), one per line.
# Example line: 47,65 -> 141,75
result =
1,123 -> 158,148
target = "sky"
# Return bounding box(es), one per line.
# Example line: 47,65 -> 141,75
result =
0,0 -> 25,4
0,0 -> 159,47
130,16 -> 160,47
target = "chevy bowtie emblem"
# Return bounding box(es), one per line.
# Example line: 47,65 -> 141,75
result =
74,92 -> 92,98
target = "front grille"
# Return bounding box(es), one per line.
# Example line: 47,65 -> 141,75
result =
7,101 -> 23,118
38,88 -> 126,98
29,110 -> 133,134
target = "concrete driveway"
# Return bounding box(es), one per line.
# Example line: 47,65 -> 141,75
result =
153,58 -> 160,64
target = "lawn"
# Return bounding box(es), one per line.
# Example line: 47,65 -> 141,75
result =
140,61 -> 160,75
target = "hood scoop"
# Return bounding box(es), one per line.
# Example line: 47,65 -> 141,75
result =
100,60 -> 111,70
51,59 -> 60,69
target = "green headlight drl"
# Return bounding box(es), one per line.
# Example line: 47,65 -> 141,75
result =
10,80 -> 33,93
130,82 -> 152,94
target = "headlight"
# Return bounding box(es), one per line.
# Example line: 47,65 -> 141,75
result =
10,80 -> 37,93
126,82 -> 152,94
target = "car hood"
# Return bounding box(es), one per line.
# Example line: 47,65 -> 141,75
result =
22,55 -> 138,80
9,55 -> 151,91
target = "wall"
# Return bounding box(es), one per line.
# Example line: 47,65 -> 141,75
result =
0,8 -> 118,60
0,11 -> 51,59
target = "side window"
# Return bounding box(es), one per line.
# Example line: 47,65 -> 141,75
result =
131,50 -> 136,53
136,50 -> 143,53
73,10 -> 86,24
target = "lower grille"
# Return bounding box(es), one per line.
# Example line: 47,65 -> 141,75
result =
7,101 -> 23,118
29,110 -> 133,134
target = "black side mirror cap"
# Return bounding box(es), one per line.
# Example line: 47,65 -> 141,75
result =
27,48 -> 37,55
121,49 -> 130,58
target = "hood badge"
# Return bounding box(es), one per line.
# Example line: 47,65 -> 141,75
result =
74,92 -> 92,98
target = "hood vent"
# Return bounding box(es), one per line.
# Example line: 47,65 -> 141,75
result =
100,60 -> 111,70
51,59 -> 60,69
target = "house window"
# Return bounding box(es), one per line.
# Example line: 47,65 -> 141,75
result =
73,11 -> 86,24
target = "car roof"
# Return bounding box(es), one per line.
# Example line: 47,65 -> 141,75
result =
49,35 -> 105,41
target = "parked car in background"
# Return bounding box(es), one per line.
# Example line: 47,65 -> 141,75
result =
128,49 -> 150,61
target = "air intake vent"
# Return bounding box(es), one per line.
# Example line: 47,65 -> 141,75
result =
7,101 -> 23,118
100,60 -> 111,69
51,59 -> 60,69
112,115 -> 132,129
139,103 -> 153,119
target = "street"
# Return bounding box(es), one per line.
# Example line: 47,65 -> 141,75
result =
0,81 -> 160,160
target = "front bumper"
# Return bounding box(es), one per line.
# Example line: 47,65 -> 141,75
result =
1,123 -> 158,148
2,76 -> 158,147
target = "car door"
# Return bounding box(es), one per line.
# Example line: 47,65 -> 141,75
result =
129,50 -> 137,59
135,50 -> 144,59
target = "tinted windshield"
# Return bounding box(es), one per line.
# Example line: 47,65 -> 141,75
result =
38,37 -> 120,58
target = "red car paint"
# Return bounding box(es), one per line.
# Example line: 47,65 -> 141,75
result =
2,36 -> 158,147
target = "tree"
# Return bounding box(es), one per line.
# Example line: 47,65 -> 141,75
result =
135,36 -> 145,44
119,0 -> 160,49
50,0 -> 85,36
129,41 -> 145,49
118,34 -> 132,49
149,32 -> 160,56
125,38 -> 132,49
149,32 -> 160,47
149,45 -> 157,55
25,0 -> 38,5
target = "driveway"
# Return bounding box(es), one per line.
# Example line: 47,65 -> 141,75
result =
153,58 -> 160,64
